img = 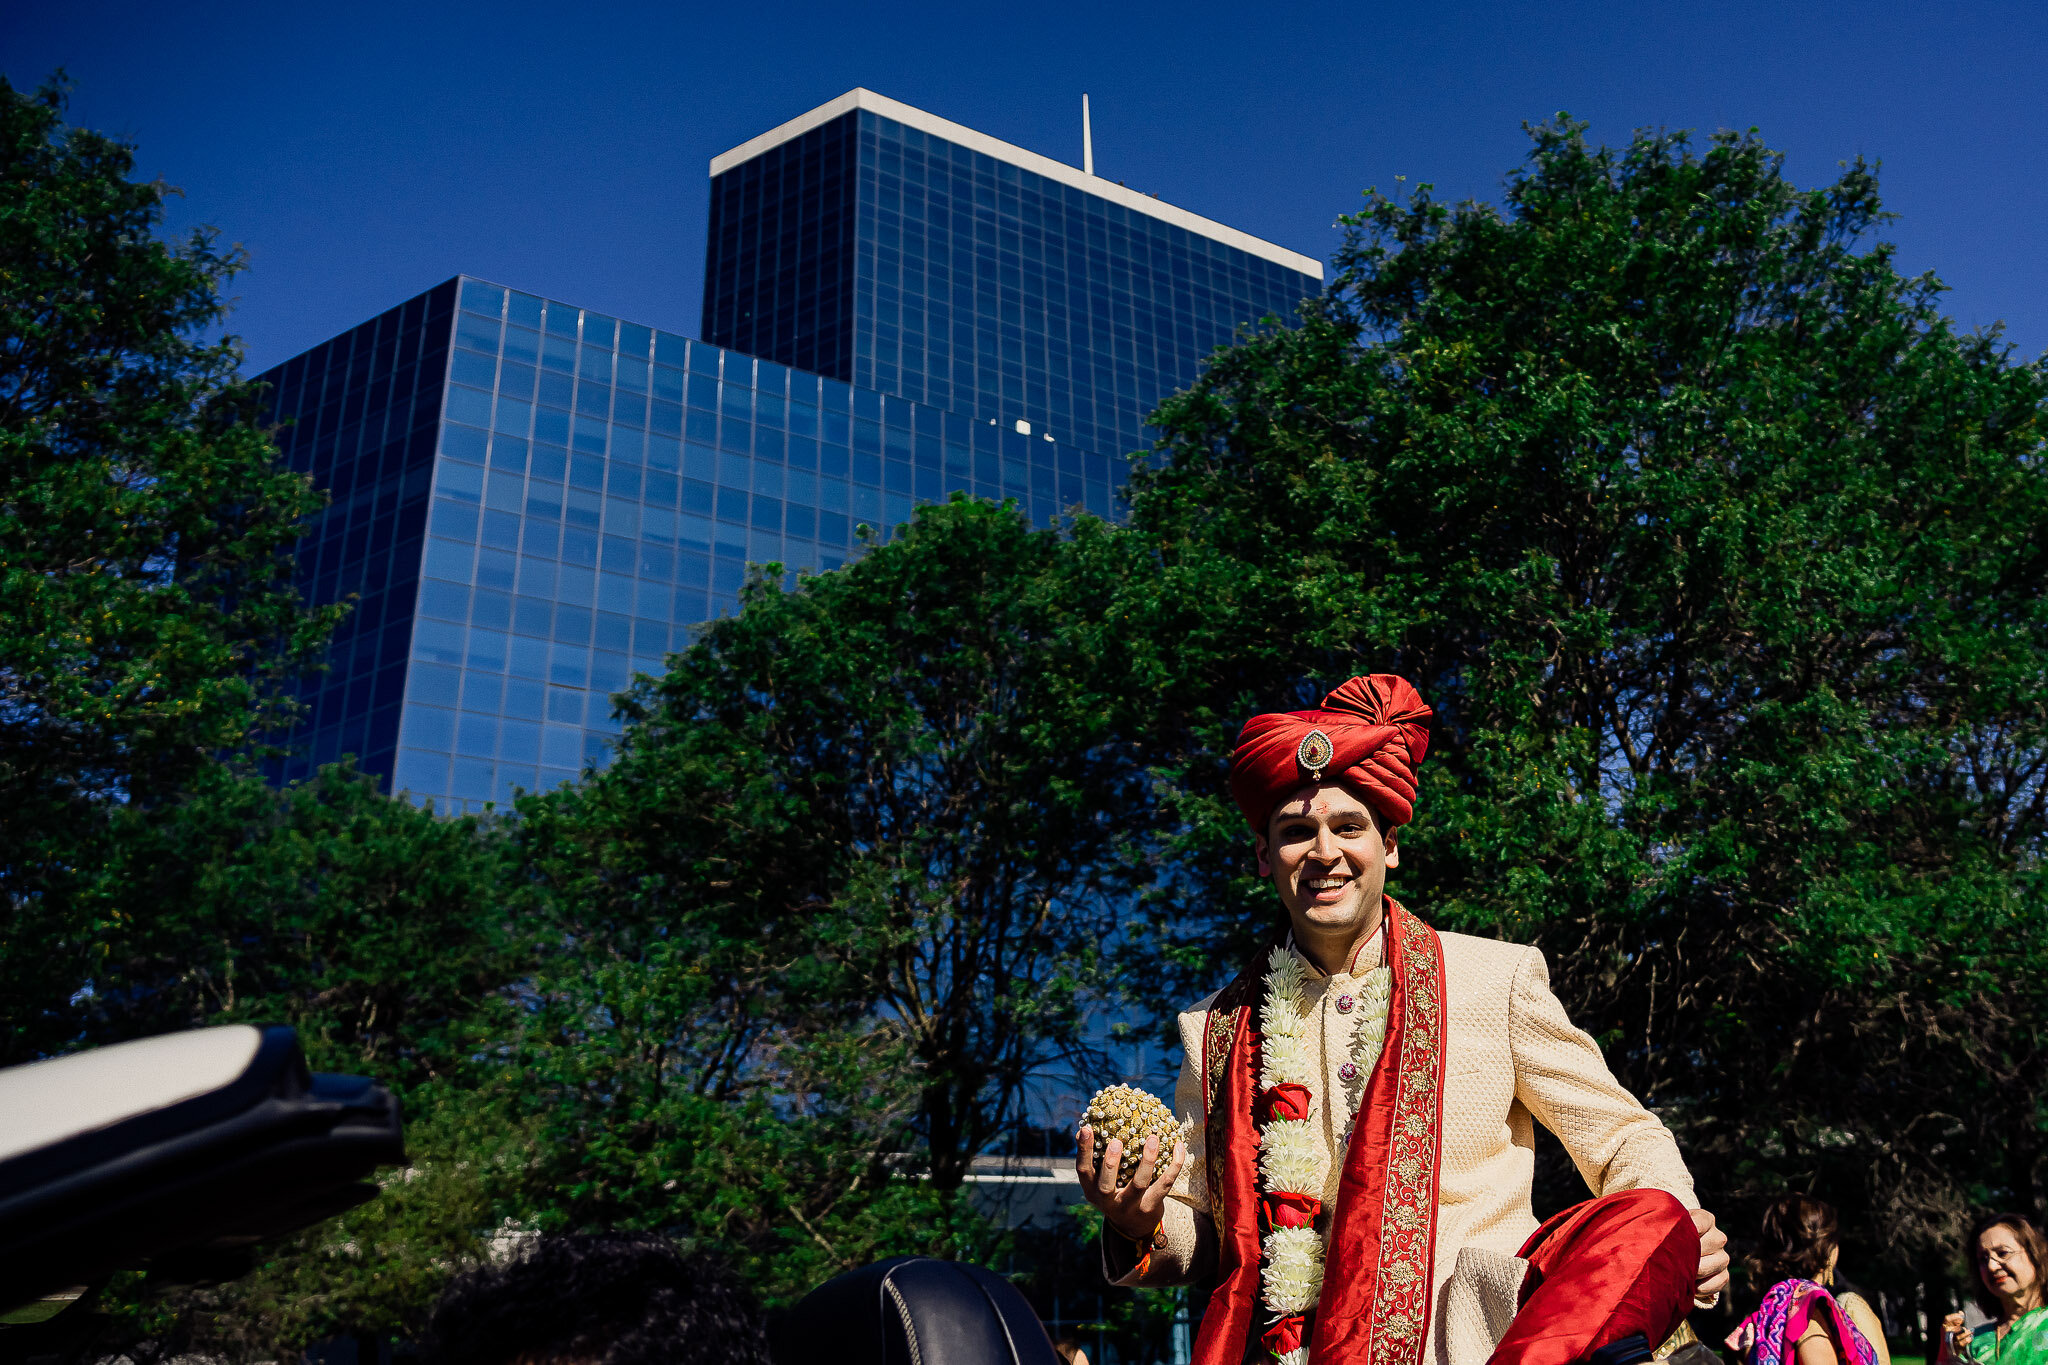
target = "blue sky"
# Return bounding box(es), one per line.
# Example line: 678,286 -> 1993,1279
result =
7,0 -> 2044,374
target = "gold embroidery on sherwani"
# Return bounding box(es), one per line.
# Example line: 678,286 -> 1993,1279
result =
1362,908 -> 1446,1365
1203,970 -> 1251,1229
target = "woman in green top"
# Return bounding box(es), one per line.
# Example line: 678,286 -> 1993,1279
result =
1941,1213 -> 2048,1364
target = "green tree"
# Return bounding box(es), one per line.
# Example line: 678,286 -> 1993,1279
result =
515,993 -> 1001,1305
73,1094 -> 537,1365
78,762 -> 520,1087
0,75 -> 337,1061
39,764 -> 529,1362
1119,119 -> 2048,1331
513,496 -> 1152,1293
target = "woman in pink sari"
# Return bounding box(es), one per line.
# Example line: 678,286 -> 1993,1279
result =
1727,1196 -> 1887,1365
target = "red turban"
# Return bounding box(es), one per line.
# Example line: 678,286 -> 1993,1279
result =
1228,674 -> 1432,832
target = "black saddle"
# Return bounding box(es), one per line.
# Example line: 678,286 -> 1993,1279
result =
771,1256 -> 1060,1365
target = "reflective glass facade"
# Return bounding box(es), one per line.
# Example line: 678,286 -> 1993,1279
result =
260,93 -> 1324,812
264,281 -> 453,786
704,104 -> 1322,462
703,112 -> 857,380
262,274 -> 1108,811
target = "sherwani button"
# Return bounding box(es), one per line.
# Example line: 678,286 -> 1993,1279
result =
1335,994 -> 1356,1014
1338,1061 -> 1360,1082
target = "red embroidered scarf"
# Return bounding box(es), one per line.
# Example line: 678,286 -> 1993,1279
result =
1194,899 -> 1448,1365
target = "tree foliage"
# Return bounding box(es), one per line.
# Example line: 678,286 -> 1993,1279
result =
77,763 -> 520,1089
74,1095 -> 537,1365
511,497 -> 1148,1294
0,80 -> 529,1360
0,75 -> 337,1061
16,764 -> 527,1363
1121,118 -> 2048,1326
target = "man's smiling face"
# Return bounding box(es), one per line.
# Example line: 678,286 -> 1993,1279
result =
1257,781 -> 1399,954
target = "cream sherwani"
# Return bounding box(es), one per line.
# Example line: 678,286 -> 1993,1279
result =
1104,927 -> 1699,1365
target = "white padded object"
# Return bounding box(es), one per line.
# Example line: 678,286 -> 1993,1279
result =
0,1026 -> 265,1163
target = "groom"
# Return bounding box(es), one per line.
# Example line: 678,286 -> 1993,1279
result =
1078,675 -> 1729,1365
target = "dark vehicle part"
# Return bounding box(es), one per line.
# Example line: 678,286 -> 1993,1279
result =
772,1255 -> 1060,1365
0,1025 -> 403,1325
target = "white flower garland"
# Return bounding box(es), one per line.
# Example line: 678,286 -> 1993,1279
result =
1256,942 -> 1395,1365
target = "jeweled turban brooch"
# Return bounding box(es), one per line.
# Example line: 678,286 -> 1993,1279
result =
1296,729 -> 1334,783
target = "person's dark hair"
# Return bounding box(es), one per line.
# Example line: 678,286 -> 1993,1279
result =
1968,1212 -> 2048,1318
1755,1194 -> 1839,1285
424,1231 -> 767,1365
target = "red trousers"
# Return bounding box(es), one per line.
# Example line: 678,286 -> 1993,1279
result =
1484,1188 -> 1699,1365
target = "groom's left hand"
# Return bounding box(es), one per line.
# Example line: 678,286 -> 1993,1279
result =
1693,1208 -> 1730,1305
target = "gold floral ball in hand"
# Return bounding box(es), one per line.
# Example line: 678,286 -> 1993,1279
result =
1082,1084 -> 1183,1187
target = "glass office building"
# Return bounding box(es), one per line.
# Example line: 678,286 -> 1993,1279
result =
259,281 -> 455,788
705,89 -> 1322,464
259,91 -> 1323,811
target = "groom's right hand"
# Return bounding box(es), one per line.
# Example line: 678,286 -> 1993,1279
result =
1076,1124 -> 1187,1246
